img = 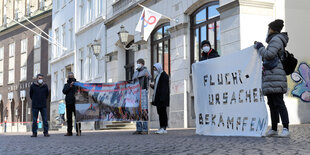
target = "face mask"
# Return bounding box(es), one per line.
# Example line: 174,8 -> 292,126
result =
202,46 -> 210,53
38,79 -> 43,84
68,78 -> 76,83
154,71 -> 159,77
136,64 -> 142,69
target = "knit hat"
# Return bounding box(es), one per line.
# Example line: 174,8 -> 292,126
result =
268,19 -> 284,33
201,40 -> 211,48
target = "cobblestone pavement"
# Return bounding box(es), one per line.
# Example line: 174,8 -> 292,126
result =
1,125 -> 310,155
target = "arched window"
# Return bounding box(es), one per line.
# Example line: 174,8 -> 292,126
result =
190,2 -> 220,65
151,23 -> 171,76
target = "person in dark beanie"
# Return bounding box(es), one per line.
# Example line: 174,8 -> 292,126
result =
132,58 -> 151,134
150,63 -> 169,134
254,19 -> 290,137
30,74 -> 49,137
200,40 -> 219,61
63,72 -> 81,136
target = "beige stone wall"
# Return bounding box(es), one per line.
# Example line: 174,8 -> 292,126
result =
45,0 -> 53,7
0,1 -> 3,26
30,0 -> 38,14
16,0 -> 26,19
6,0 -> 14,23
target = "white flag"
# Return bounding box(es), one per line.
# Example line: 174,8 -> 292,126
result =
135,7 -> 162,41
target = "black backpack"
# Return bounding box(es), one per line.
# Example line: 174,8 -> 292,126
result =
279,41 -> 298,75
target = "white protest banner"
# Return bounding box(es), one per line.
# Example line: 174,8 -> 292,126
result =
192,46 -> 268,137
135,7 -> 162,41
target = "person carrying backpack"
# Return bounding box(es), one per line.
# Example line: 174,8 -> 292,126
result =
254,19 -> 290,137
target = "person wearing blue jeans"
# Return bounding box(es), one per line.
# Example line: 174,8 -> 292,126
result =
136,90 -> 149,134
132,59 -> 151,135
32,107 -> 48,136
30,74 -> 50,137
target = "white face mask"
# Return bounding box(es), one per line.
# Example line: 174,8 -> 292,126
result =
136,64 -> 142,69
202,46 -> 210,53
38,79 -> 43,84
154,70 -> 159,77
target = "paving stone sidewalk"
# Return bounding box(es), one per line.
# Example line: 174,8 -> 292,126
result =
1,125 -> 310,155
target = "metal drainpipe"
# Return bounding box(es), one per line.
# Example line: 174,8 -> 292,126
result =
104,0 -> 108,83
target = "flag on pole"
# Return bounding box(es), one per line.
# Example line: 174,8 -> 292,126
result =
135,7 -> 162,41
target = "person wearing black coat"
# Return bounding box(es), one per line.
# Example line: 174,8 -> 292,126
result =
200,40 -> 219,61
151,63 -> 170,134
63,72 -> 81,136
30,74 -> 49,137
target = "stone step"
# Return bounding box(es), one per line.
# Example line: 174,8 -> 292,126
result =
105,122 -> 135,130
111,121 -> 132,124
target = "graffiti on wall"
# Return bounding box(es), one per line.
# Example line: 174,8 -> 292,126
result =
291,63 -> 310,102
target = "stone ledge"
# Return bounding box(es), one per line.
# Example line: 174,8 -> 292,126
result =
217,0 -> 274,13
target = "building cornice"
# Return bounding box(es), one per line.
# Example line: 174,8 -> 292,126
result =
168,23 -> 188,33
104,0 -> 150,27
217,0 -> 274,13
50,50 -> 75,65
0,9 -> 52,35
76,16 -> 105,36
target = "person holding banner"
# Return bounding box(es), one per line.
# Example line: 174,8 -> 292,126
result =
132,58 -> 151,135
30,74 -> 50,137
150,63 -> 170,134
63,72 -> 81,136
200,40 -> 219,61
254,19 -> 290,137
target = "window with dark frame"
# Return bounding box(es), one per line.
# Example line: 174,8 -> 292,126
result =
190,1 -> 220,66
125,41 -> 135,81
151,23 -> 171,77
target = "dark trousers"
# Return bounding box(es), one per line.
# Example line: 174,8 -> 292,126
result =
32,107 -> 48,134
267,93 -> 289,131
66,104 -> 81,134
156,106 -> 168,129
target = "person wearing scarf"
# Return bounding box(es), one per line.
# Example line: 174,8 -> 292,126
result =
151,63 -> 170,134
200,40 -> 219,61
132,58 -> 151,134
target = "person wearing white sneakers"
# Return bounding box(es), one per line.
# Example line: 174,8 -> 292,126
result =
150,63 -> 170,134
254,19 -> 290,138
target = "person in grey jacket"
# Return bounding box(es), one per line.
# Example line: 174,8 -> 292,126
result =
254,19 -> 290,137
132,58 -> 151,134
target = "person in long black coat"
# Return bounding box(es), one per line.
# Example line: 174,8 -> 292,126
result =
151,63 -> 170,134
63,72 -> 81,136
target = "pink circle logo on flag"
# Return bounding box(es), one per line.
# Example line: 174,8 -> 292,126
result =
141,15 -> 157,27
